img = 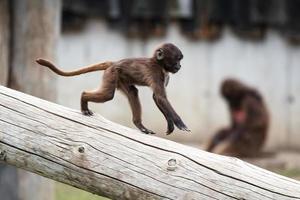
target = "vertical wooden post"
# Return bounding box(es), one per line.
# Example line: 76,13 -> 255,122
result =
0,0 -> 9,86
7,1 -> 61,200
9,0 -> 61,101
0,1 -> 18,200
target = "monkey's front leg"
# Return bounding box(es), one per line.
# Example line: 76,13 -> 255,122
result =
153,94 -> 174,134
152,91 -> 190,133
206,128 -> 231,152
120,85 -> 155,134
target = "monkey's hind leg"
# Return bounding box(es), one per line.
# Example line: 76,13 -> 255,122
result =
119,84 -> 155,134
81,67 -> 118,116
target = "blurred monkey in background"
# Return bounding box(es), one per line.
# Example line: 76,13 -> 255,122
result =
206,78 -> 269,157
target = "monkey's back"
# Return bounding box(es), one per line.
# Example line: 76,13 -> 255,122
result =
115,58 -> 162,87
237,93 -> 269,157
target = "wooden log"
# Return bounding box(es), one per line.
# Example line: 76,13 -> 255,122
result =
0,85 -> 300,200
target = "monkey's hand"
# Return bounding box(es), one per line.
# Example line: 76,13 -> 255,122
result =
174,116 -> 190,132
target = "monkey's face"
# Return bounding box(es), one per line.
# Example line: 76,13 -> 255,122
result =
221,79 -> 247,109
155,43 -> 183,73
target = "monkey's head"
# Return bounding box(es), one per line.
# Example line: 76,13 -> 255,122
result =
154,43 -> 183,73
221,78 -> 249,109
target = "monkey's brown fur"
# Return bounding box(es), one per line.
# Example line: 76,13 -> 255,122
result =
206,78 -> 269,157
36,43 -> 189,135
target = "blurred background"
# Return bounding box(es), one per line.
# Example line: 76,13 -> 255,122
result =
0,0 -> 300,200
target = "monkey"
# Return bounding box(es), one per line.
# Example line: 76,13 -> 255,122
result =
206,78 -> 269,157
36,43 -> 190,135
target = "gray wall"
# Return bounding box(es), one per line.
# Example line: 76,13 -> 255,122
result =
56,20 -> 300,150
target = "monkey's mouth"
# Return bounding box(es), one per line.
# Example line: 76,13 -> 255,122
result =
170,69 -> 179,74
172,65 -> 181,73
165,64 -> 180,73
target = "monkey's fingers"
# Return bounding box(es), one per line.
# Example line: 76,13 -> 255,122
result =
179,126 -> 190,132
174,119 -> 190,132
180,125 -> 191,132
183,127 -> 191,132
181,124 -> 190,132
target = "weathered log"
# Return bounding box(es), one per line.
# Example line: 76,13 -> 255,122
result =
0,85 -> 299,200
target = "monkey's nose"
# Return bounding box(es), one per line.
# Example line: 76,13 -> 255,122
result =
175,65 -> 181,70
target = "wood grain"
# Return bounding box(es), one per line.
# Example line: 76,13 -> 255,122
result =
0,86 -> 299,200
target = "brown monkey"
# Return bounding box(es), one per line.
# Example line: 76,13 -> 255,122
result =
206,78 -> 269,157
36,43 -> 190,135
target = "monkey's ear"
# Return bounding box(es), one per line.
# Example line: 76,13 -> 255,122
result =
156,48 -> 164,60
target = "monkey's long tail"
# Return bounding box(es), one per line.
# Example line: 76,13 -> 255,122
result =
36,58 -> 113,76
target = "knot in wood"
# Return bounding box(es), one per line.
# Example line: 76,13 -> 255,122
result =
0,150 -> 7,161
78,146 -> 85,153
167,158 -> 178,171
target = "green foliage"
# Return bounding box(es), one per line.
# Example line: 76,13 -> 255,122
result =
55,182 -> 109,200
276,168 -> 300,180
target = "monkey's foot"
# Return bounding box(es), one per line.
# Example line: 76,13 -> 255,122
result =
140,128 -> 156,135
82,109 -> 94,116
